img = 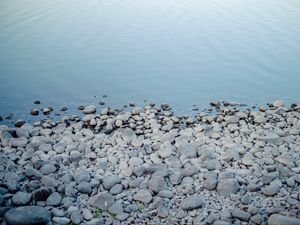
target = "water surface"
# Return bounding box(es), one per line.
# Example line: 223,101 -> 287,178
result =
0,0 -> 300,121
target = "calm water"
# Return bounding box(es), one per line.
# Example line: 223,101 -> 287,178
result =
0,0 -> 300,121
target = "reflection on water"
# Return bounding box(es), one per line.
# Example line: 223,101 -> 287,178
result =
0,0 -> 300,120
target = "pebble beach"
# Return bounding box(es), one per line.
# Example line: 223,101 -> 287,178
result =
0,100 -> 300,225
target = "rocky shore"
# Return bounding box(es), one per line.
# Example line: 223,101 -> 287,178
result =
0,100 -> 300,225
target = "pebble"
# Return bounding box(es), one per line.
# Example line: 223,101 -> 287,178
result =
103,176 -> 122,190
12,191 -> 32,205
217,179 -> 240,196
89,192 -> 114,211
180,196 -> 204,210
77,182 -> 92,194
232,208 -> 251,221
53,217 -> 70,225
133,189 -> 152,204
46,192 -> 62,206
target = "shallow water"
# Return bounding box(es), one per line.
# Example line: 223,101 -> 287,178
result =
0,0 -> 300,121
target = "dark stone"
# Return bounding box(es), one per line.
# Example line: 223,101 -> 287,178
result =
32,187 -> 51,201
60,107 -> 68,111
30,109 -> 39,116
14,120 -> 25,127
34,100 -> 41,104
4,206 -> 51,225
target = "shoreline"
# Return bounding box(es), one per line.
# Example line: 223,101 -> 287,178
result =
0,100 -> 300,225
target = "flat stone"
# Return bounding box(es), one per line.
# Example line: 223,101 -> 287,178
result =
108,202 -> 124,214
89,192 -> 114,211
203,172 -> 218,190
262,183 -> 280,196
77,182 -> 92,194
4,206 -> 51,225
177,141 -> 197,159
268,214 -> 300,225
12,191 -> 32,205
46,192 -> 62,206
180,196 -> 204,211
133,189 -> 152,204
110,184 -> 123,195
232,208 -> 251,221
217,179 -> 239,196
71,211 -> 83,224
39,163 -> 57,175
53,217 -> 70,225
148,175 -> 167,193
73,170 -> 91,184
103,176 -> 122,190
157,142 -> 175,158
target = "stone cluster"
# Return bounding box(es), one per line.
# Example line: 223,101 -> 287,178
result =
0,100 -> 299,225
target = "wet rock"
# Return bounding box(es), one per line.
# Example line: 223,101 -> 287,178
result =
14,120 -> 25,127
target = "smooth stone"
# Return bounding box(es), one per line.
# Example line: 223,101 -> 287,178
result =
116,213 -> 129,221
14,120 -> 25,127
53,217 -> 70,225
12,191 -> 32,205
110,184 -> 123,195
77,182 -> 92,194
73,170 -> 91,184
262,181 -> 281,196
148,175 -> 167,193
71,211 -> 83,224
133,189 -> 152,204
180,196 -> 204,210
39,164 -> 57,175
5,206 -> 51,225
232,208 -> 251,221
30,108 -> 39,116
89,192 -> 114,211
52,208 -> 65,217
103,176 -> 122,190
272,100 -> 285,108
46,192 -> 62,206
217,179 -> 239,196
82,209 -> 93,221
268,214 -> 300,225
177,141 -> 197,159
108,202 -> 124,214
83,105 -> 97,114
203,172 -> 218,190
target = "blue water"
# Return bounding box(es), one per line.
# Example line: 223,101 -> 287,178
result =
0,0 -> 300,121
